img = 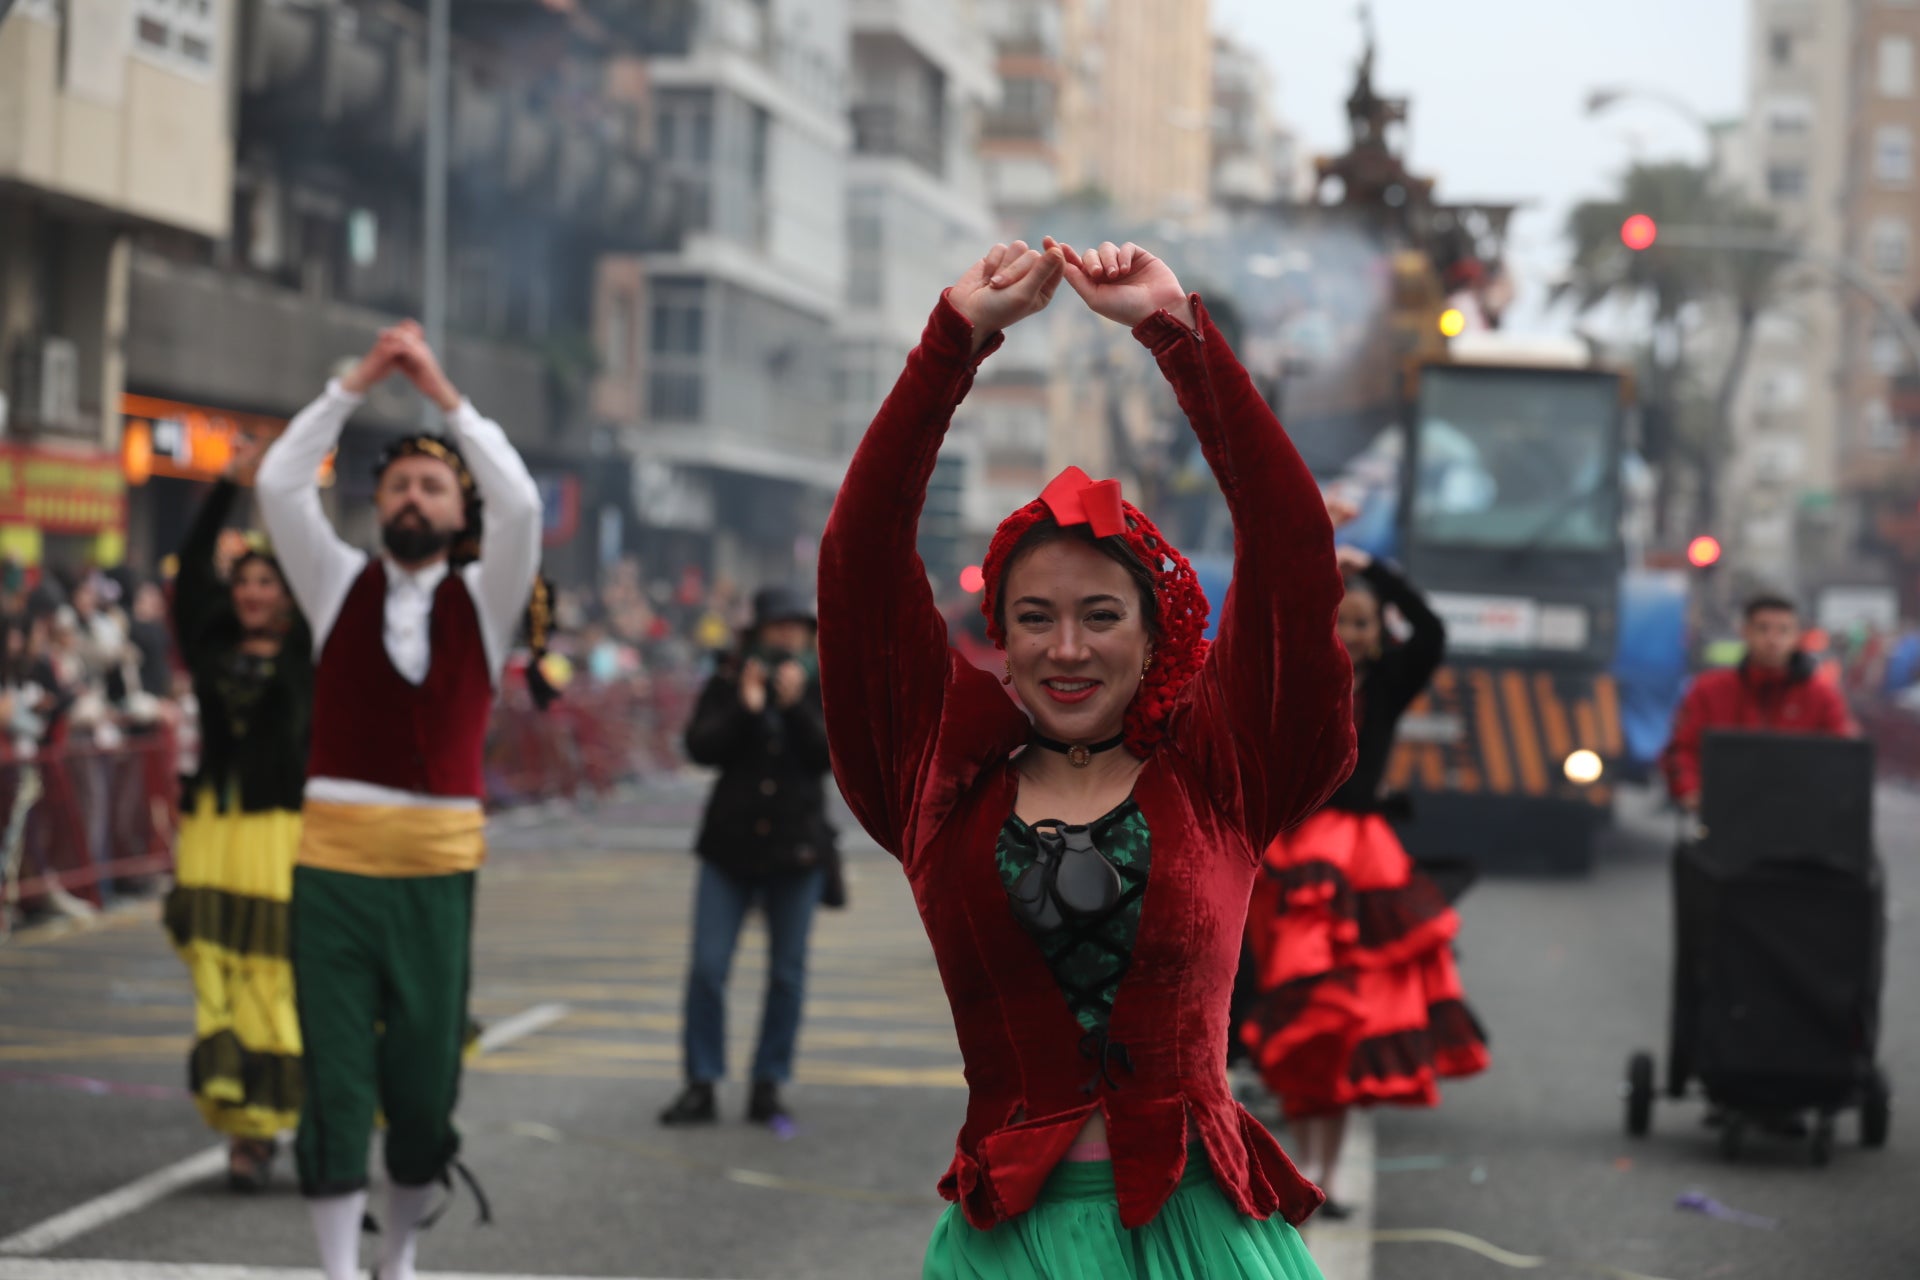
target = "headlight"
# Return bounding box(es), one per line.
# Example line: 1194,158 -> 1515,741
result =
1564,749 -> 1605,785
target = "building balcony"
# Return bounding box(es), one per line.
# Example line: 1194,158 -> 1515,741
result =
243,0 -> 666,242
851,104 -> 946,176
125,251 -> 551,437
982,109 -> 1057,145
852,0 -> 996,99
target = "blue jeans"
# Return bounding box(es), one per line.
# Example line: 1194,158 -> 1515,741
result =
682,862 -> 824,1085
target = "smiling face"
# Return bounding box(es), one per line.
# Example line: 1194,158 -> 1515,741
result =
230,557 -> 290,635
1336,581 -> 1382,665
998,533 -> 1156,744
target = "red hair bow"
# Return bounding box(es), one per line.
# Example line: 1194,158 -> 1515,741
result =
1038,467 -> 1128,540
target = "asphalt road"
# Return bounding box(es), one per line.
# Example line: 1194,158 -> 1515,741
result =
0,776 -> 1911,1280
1371,785 -> 1918,1280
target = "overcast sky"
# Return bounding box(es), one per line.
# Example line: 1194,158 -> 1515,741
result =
1214,0 -> 1750,329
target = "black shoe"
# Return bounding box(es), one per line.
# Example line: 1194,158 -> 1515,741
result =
658,1083 -> 718,1126
226,1138 -> 275,1192
747,1081 -> 789,1126
1316,1198 -> 1355,1221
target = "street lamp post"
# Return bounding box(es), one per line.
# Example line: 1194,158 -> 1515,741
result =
423,0 -> 450,357
419,0 -> 451,430
1585,85 -> 1724,170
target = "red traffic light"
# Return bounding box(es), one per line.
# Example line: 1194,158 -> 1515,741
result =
959,564 -> 986,594
1687,535 -> 1722,568
1621,214 -> 1659,252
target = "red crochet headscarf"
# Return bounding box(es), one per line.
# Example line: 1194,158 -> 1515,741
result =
981,467 -> 1211,757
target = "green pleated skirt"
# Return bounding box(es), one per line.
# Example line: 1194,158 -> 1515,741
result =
922,1150 -> 1326,1280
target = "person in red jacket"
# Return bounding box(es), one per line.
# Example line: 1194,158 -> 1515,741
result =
1663,593 -> 1859,810
819,237 -> 1355,1279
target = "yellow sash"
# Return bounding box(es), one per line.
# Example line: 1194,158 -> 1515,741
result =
297,800 -> 487,876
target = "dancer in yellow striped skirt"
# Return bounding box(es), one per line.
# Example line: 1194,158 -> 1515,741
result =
163,431 -> 313,1190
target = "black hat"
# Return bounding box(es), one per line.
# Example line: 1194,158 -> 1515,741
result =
751,585 -> 816,631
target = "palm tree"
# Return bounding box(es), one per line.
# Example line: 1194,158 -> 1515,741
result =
1557,162 -> 1788,538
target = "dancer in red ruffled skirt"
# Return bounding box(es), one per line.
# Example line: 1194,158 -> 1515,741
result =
1241,543 -> 1489,1216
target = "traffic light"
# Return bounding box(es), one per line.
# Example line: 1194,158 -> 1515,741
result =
1621,214 -> 1659,252
1686,534 -> 1722,568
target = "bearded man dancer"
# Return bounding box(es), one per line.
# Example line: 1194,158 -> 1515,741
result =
256,323 -> 541,1280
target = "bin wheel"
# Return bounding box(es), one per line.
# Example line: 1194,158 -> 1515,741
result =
1718,1114 -> 1746,1160
1811,1113 -> 1835,1167
1625,1052 -> 1655,1137
1861,1067 -> 1891,1149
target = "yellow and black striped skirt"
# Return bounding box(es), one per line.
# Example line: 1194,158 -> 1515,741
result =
163,790 -> 304,1140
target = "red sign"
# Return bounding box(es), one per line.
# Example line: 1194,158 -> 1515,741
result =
0,443 -> 126,533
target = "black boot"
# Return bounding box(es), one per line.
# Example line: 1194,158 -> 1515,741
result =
747,1081 -> 789,1126
658,1082 -> 718,1126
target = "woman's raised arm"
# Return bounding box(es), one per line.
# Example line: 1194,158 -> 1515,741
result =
817,245 -> 1062,859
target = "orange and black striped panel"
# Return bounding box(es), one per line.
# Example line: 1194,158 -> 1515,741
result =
1388,665 -> 1621,806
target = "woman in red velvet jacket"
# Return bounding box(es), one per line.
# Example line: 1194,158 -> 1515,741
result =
818,238 -> 1357,1279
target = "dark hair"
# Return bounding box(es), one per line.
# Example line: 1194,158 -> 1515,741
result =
230,549 -> 288,589
0,614 -> 30,684
1743,593 -> 1798,621
992,519 -> 1161,642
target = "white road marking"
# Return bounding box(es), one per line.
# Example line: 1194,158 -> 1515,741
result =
474,1001 -> 570,1053
0,1148 -> 229,1258
0,1004 -> 571,1258
0,1264 -> 731,1280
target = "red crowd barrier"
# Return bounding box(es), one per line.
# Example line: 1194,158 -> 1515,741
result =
484,673 -> 701,808
0,675 -> 701,924
1,730 -> 179,918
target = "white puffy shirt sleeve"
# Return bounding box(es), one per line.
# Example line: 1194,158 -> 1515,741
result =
447,399 -> 543,680
255,380 -> 369,653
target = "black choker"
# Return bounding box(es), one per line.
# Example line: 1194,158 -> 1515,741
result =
1030,731 -> 1126,769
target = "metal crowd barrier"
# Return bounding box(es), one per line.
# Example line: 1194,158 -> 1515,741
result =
484,671 -> 700,808
0,674 -> 702,926
1,730 -> 179,924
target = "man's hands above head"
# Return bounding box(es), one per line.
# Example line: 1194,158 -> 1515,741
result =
337,321 -> 463,413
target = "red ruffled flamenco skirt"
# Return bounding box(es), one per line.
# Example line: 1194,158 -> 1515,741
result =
1240,809 -> 1489,1119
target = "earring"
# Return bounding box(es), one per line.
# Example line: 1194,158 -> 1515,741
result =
1142,653 -> 1154,678
1003,659 -> 1013,686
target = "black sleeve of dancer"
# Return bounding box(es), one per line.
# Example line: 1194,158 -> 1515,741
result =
683,672 -> 754,767
172,480 -> 241,658
1360,558 -> 1446,716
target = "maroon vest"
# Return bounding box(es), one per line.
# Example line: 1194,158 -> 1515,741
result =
307,560 -> 493,798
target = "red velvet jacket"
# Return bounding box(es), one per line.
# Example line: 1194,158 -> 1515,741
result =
817,293 -> 1357,1230
1662,656 -> 1858,802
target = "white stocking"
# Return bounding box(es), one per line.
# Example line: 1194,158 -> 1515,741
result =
307,1191 -> 367,1280
378,1182 -> 438,1280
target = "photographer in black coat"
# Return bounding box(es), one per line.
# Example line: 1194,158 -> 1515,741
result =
660,586 -> 840,1130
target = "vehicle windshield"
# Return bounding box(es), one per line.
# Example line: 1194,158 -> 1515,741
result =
1410,367 -> 1619,552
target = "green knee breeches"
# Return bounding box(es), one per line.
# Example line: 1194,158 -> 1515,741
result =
291,866 -> 475,1196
